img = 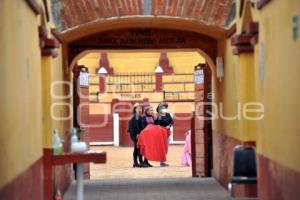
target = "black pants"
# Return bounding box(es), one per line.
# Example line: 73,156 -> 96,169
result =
133,140 -> 143,164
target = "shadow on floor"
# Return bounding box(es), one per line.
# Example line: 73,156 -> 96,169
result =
64,177 -> 230,200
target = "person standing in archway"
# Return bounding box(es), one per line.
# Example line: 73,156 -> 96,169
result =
141,105 -> 156,167
128,103 -> 147,168
155,102 -> 173,167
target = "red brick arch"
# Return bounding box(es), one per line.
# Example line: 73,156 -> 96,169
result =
62,17 -> 226,76
58,0 -> 232,32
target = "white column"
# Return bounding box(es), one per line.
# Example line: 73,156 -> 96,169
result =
113,113 -> 120,146
169,113 -> 174,144
76,164 -> 84,200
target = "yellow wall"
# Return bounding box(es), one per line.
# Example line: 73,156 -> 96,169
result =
0,0 -> 43,188
42,48 -> 70,148
256,0 -> 300,172
79,50 -> 202,115
51,48 -> 72,140
218,0 -> 300,173
0,0 -> 69,189
78,50 -> 205,74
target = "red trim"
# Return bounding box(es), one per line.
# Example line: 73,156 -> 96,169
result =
0,156 -> 43,200
96,52 -> 113,74
38,26 -> 48,40
52,152 -> 107,165
25,0 -> 41,15
158,52 -> 174,75
42,48 -> 58,57
99,76 -> 106,93
257,153 -> 300,200
257,0 -> 272,10
51,28 -> 63,43
231,35 -> 253,46
226,23 -> 237,38
245,22 -> 259,34
43,38 -> 60,48
155,73 -> 163,91
233,46 -> 254,55
43,148 -> 53,200
213,131 -> 257,197
43,148 -> 106,199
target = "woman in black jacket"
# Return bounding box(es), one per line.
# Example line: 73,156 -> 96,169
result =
155,102 -> 173,167
128,103 -> 147,168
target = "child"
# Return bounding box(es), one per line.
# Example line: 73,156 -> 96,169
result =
181,130 -> 192,167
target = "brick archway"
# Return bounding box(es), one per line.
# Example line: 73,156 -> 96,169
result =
55,0 -> 232,32
63,16 -> 226,179
62,17 -> 226,74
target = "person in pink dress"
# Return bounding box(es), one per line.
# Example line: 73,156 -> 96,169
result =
181,130 -> 192,167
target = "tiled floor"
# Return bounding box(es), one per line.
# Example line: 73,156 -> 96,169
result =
64,178 -> 230,200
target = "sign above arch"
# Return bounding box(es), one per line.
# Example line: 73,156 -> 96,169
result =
68,28 -> 218,68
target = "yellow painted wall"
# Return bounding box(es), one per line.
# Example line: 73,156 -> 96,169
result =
43,48 -> 71,147
218,0 -> 300,173
0,0 -> 43,188
255,0 -> 300,172
0,0 -> 69,189
78,50 -> 204,74
79,50 -> 201,115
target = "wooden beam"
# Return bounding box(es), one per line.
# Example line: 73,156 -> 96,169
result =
226,23 -> 237,38
25,0 -> 41,15
43,38 -> 60,48
38,26 -> 48,39
245,22 -> 259,34
233,46 -> 254,55
42,48 -> 58,58
231,34 -> 253,46
52,152 -> 107,165
51,28 -> 63,43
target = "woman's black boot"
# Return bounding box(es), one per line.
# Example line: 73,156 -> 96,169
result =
133,162 -> 141,168
144,159 -> 153,167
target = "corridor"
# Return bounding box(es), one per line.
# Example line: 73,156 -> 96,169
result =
1,1 -> 300,200
64,178 -> 230,200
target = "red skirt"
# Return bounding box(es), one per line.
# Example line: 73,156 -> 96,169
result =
137,124 -> 170,162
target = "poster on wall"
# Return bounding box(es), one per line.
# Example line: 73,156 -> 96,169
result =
79,71 -> 89,86
194,68 -> 204,84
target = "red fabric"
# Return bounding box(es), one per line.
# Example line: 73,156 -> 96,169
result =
137,124 -> 169,162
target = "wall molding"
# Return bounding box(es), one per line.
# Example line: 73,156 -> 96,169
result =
25,0 -> 41,15
257,0 -> 272,10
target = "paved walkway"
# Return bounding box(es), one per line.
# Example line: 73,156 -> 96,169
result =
90,145 -> 192,179
64,178 -> 230,200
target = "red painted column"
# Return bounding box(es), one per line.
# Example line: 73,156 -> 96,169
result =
43,149 -> 53,200
155,73 -> 163,91
98,74 -> 106,93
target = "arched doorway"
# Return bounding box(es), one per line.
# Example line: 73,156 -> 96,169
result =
62,18 -> 224,179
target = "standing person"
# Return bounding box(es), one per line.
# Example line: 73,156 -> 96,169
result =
181,130 -> 192,167
141,106 -> 156,167
128,103 -> 147,168
155,102 -> 173,167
